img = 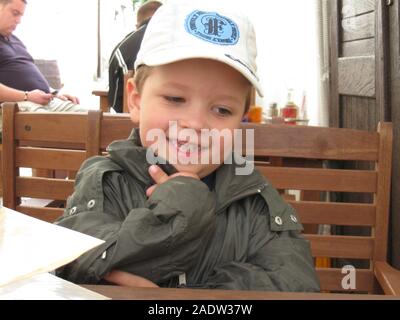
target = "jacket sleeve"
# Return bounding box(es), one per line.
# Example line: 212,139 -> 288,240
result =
203,187 -> 321,292
56,168 -> 217,285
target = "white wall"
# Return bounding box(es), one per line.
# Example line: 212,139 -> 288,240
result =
15,0 -> 320,124
243,0 -> 319,125
15,0 -> 134,109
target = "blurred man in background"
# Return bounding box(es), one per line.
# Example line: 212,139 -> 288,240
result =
0,0 -> 83,109
108,1 -> 162,113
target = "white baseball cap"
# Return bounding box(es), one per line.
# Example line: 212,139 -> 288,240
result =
135,0 -> 263,97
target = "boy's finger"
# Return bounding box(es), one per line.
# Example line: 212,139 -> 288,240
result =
146,185 -> 156,197
148,165 -> 169,184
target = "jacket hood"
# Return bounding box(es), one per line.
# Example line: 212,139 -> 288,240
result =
107,129 -> 267,209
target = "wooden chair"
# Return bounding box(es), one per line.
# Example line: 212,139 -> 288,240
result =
1,103 -> 134,222
33,59 -> 62,90
2,103 -> 399,295
244,122 -> 399,295
91,90 -> 109,113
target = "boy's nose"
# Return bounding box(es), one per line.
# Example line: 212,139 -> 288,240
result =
178,108 -> 208,131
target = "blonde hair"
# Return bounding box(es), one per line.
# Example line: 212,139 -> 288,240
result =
133,65 -> 153,94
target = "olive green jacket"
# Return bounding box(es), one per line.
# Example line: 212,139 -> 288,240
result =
55,130 -> 320,292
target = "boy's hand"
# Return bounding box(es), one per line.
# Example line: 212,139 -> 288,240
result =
104,270 -> 159,288
146,165 -> 200,197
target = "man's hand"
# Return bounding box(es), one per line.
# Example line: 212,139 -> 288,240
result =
104,270 -> 159,288
27,89 -> 53,105
57,93 -> 80,104
146,165 -> 200,197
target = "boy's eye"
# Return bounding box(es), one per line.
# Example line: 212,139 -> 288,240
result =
213,106 -> 232,117
164,96 -> 185,103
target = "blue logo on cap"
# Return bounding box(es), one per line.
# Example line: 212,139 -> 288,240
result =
185,10 -> 239,46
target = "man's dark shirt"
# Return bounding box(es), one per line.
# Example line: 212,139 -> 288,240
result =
108,22 -> 148,113
0,34 -> 50,93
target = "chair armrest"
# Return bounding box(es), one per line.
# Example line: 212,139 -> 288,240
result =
374,261 -> 400,296
92,90 -> 108,97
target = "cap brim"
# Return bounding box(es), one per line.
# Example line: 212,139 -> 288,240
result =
136,47 -> 264,97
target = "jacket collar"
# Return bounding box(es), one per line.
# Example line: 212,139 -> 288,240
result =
107,129 -> 153,188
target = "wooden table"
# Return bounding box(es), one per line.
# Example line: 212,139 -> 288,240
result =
84,285 -> 400,300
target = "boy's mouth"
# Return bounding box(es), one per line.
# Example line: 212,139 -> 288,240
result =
168,138 -> 208,159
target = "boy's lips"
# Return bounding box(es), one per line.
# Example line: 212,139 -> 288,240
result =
170,139 -> 202,151
168,138 -> 209,159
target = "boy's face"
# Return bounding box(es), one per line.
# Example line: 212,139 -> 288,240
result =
128,58 -> 250,178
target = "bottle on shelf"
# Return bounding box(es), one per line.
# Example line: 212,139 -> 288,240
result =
300,90 -> 307,120
281,89 -> 298,125
268,102 -> 278,118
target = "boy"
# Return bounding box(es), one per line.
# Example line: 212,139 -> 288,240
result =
56,0 -> 320,292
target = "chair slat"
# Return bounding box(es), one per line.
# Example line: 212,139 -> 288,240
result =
101,115 -> 134,148
290,201 -> 376,226
16,206 -> 64,223
317,268 -> 374,292
16,147 -> 86,171
16,177 -> 74,200
257,166 -> 377,193
15,112 -> 88,143
242,123 -> 380,161
306,235 -> 374,259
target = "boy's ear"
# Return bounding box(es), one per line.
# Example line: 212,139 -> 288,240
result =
126,78 -> 141,125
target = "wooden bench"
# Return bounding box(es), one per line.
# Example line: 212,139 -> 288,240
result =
244,122 -> 398,294
1,103 -> 133,222
2,102 -> 399,295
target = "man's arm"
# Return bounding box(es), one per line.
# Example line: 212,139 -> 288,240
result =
0,83 -> 52,105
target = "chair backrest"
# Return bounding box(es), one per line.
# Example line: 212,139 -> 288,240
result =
122,70 -> 135,113
2,103 -> 134,222
2,105 -> 393,293
244,122 -> 393,293
34,59 -> 62,90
